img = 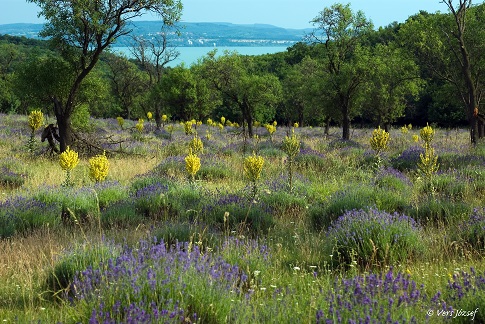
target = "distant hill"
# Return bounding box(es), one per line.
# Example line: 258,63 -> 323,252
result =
0,21 -> 311,47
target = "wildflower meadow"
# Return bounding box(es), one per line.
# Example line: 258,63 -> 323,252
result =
1,113 -> 485,323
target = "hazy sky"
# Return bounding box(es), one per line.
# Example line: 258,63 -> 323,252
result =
1,0 -> 445,29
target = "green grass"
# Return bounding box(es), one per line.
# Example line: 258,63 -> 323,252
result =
1,115 -> 485,323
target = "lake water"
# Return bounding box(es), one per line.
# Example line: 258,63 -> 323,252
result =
112,46 -> 289,67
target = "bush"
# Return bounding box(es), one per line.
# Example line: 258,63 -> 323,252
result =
202,192 -> 275,234
439,267 -> 485,324
0,197 -> 59,237
324,208 -> 424,269
310,186 -> 409,230
101,201 -> 141,227
152,222 -> 219,250
0,166 -> 25,188
131,181 -> 169,219
405,198 -> 471,225
454,208 -> 485,250
391,146 -> 424,171
44,242 -> 119,298
315,269 -> 429,323
197,163 -> 231,181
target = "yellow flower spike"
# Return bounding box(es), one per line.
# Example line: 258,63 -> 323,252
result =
265,124 -> 276,135
59,146 -> 79,171
185,149 -> 201,180
89,151 -> 110,182
189,135 -> 204,154
369,126 -> 390,155
220,116 -> 226,125
244,152 -> 265,182
206,118 -> 213,126
293,122 -> 299,128
282,129 -> 300,158
272,120 -> 277,126
28,110 -> 44,132
147,112 -> 153,120
184,120 -> 194,135
420,123 -> 434,145
116,116 -> 124,129
135,119 -> 144,133
161,114 -> 168,122
412,134 -> 419,143
401,126 -> 409,134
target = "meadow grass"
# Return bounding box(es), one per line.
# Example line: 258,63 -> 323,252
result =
1,113 -> 485,323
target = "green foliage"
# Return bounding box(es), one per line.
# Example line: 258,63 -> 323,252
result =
101,201 -> 140,227
71,104 -> 93,132
310,186 -> 409,231
324,209 -> 425,269
44,243 -> 119,298
405,198 -> 471,225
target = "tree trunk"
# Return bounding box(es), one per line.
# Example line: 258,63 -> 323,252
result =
324,117 -> 331,136
52,97 -> 73,153
342,105 -> 351,140
155,103 -> 162,129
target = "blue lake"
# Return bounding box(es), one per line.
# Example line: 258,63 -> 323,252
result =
111,46 -> 289,67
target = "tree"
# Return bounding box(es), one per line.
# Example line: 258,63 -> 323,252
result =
200,50 -> 282,137
307,3 -> 373,140
105,55 -> 147,119
360,43 -> 422,130
27,0 -> 182,151
400,2 -> 485,144
130,26 -> 180,128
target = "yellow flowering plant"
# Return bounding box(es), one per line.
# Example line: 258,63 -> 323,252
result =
184,120 -> 194,135
89,151 -> 110,182
265,124 -> 277,143
418,123 -> 439,181
28,110 -> 44,152
116,116 -> 124,129
420,123 -> 434,144
185,149 -> 201,182
135,119 -> 144,133
370,126 -> 390,169
28,110 -> 44,132
147,112 -> 153,120
189,135 -> 204,154
59,146 -> 79,186
244,152 -> 264,198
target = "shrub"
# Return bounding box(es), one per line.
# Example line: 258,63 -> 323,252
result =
0,196 -> 59,237
438,267 -> 485,324
202,192 -> 274,234
374,167 -> 412,192
405,198 -> 471,225
197,163 -> 231,180
310,186 -> 409,230
391,146 -> 424,171
315,269 -> 428,323
44,242 -> 119,298
259,190 -> 307,218
131,181 -> 169,219
152,222 -> 219,250
101,201 -> 141,227
324,208 -> 424,269
454,208 -> 485,250
0,166 -> 25,188
70,239 -> 247,323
